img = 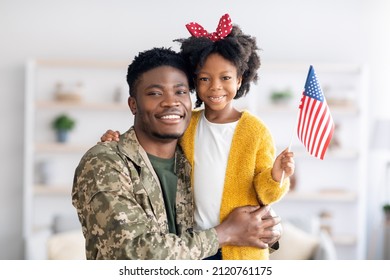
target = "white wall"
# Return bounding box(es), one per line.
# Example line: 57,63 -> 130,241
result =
0,0 -> 389,259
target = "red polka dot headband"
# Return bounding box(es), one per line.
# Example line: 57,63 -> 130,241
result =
185,13 -> 233,42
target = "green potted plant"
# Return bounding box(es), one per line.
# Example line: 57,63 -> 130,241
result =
384,204 -> 390,221
270,89 -> 293,104
52,114 -> 75,143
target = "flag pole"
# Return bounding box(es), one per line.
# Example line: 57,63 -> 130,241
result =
279,96 -> 301,188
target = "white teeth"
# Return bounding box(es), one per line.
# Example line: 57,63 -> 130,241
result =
161,115 -> 180,119
210,96 -> 224,101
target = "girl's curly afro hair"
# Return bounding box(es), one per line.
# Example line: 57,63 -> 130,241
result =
175,25 -> 261,108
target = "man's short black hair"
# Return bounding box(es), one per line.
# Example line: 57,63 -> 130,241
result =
126,47 -> 194,97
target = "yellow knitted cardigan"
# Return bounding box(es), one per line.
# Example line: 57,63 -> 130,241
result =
179,109 -> 289,260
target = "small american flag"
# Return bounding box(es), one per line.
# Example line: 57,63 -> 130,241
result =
297,65 -> 334,160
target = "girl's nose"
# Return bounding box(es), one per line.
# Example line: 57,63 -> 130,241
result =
211,80 -> 222,91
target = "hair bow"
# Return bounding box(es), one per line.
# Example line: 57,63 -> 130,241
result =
185,13 -> 233,42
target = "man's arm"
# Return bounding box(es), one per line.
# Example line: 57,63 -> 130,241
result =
86,192 -> 276,259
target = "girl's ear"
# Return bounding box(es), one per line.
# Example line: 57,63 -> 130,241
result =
128,96 -> 137,115
237,76 -> 243,90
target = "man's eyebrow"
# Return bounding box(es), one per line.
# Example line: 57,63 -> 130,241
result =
144,83 -> 188,91
174,82 -> 189,88
145,84 -> 164,90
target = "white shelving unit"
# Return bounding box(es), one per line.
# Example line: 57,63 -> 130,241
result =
23,59 -> 132,259
24,59 -> 369,259
235,62 -> 369,259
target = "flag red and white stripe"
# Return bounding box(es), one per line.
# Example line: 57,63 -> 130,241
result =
297,65 -> 334,160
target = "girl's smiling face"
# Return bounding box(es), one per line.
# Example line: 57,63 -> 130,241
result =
195,53 -> 242,113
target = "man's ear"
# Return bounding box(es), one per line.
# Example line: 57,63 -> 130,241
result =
128,96 -> 137,115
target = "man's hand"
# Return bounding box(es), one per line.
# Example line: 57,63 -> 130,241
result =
261,207 -> 282,247
99,129 -> 120,143
215,205 -> 281,249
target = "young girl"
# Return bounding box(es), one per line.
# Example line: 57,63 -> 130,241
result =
101,14 -> 294,260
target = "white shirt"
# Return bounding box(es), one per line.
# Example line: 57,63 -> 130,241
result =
193,111 -> 238,230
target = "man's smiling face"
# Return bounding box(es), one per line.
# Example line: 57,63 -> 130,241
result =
129,65 -> 192,142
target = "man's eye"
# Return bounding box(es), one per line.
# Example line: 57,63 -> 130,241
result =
177,90 -> 188,95
147,92 -> 161,96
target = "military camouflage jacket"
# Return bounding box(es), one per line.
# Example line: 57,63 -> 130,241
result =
72,127 -> 219,259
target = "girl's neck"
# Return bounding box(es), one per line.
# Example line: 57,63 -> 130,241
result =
204,105 -> 242,124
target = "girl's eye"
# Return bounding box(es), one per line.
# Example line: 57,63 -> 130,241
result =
199,77 -> 209,82
222,76 -> 231,81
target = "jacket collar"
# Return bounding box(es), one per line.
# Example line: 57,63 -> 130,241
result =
117,127 -> 148,167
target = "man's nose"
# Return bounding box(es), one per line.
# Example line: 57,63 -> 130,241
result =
161,93 -> 180,106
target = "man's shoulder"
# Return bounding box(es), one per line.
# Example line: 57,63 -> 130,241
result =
81,142 -> 120,162
82,127 -> 134,160
73,142 -> 128,200
74,141 -> 130,180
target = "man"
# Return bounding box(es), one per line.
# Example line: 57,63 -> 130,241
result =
72,47 -> 281,260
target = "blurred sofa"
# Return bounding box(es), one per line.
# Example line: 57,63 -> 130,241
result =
270,218 -> 337,260
46,215 -> 336,260
47,215 -> 85,260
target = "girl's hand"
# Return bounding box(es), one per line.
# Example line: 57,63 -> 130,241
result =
99,130 -> 120,143
271,148 -> 295,182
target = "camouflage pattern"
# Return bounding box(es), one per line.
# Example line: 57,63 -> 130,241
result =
72,127 -> 219,259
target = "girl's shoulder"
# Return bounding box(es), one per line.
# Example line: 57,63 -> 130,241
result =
240,110 -> 265,125
239,110 -> 271,134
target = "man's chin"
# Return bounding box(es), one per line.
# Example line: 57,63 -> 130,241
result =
153,132 -> 183,140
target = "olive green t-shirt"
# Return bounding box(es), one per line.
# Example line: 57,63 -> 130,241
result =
148,154 -> 178,235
